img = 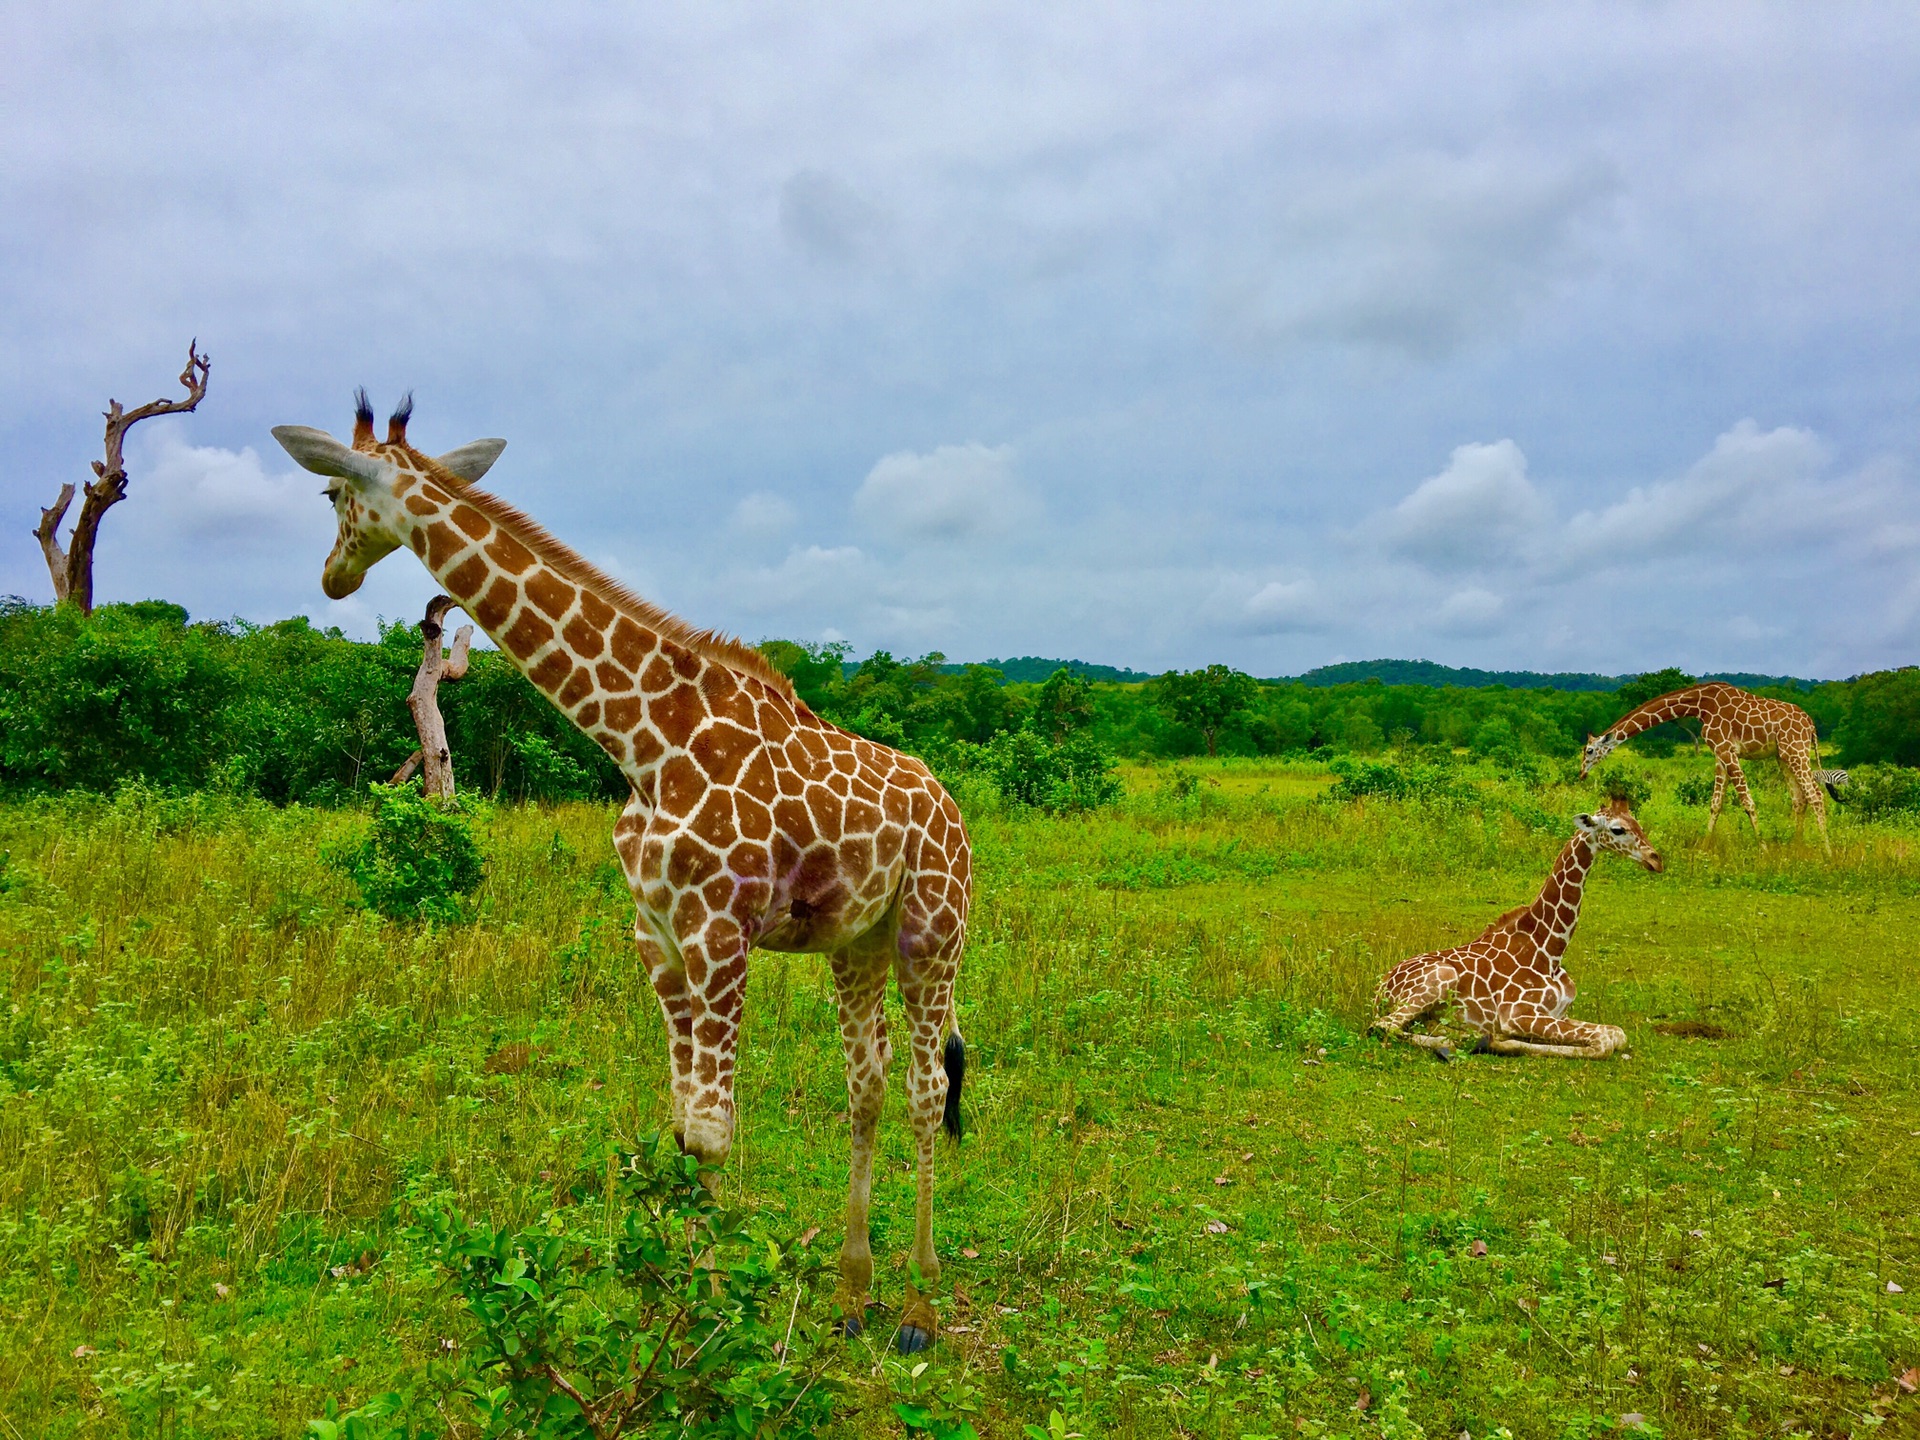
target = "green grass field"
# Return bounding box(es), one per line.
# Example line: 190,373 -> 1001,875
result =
2,758 -> 1916,1437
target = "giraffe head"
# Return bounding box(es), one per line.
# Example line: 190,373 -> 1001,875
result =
1574,799 -> 1663,871
272,392 -> 507,599
1579,730 -> 1624,777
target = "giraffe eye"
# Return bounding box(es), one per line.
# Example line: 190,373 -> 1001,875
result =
1609,824 -> 1626,835
323,485 -> 342,503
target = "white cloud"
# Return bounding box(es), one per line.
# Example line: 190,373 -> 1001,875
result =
733,544 -> 866,614
1240,577 -> 1319,633
1381,440 -> 1549,570
82,423 -> 442,634
729,490 -> 798,541
1436,587 -> 1505,634
853,443 -> 1035,542
1559,420 -> 1828,563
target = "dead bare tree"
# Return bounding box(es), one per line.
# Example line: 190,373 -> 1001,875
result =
391,595 -> 474,800
36,340 -> 211,612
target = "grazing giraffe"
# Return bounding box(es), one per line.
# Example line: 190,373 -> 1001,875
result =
1580,682 -> 1838,851
1372,800 -> 1662,1060
274,394 -> 969,1353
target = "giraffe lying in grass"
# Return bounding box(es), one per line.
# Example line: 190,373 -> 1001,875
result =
1372,800 -> 1662,1060
274,394 -> 967,1353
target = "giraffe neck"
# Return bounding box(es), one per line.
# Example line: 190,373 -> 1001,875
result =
1609,687 -> 1706,741
386,456 -> 722,786
1521,833 -> 1594,962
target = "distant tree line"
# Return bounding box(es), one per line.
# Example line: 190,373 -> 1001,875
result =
3,600 -> 1915,805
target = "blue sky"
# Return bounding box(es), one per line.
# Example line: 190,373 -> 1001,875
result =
4,4 -> 1919,677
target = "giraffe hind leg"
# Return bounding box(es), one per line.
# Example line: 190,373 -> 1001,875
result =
1783,749 -> 1831,853
892,861 -> 970,1354
827,934 -> 893,1339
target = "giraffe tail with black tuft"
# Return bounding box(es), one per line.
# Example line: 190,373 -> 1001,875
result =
942,1012 -> 966,1143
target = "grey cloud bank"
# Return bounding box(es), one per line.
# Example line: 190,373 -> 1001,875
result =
3,4 -> 1918,680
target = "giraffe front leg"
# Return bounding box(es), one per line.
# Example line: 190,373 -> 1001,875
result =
895,957 -> 960,1353
828,943 -> 892,1339
1707,763 -> 1728,837
673,917 -> 750,1174
1371,964 -> 1459,1061
1727,759 -> 1762,844
637,928 -> 696,1148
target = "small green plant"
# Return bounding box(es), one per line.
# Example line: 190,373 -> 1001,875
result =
1590,762 -> 1653,811
388,1136 -> 837,1439
1674,772 -> 1715,807
329,781 -> 486,922
886,1355 -> 983,1439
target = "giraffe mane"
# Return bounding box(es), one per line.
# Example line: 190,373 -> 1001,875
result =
394,444 -> 800,704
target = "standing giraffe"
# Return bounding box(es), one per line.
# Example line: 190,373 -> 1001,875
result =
1580,682 -> 1839,851
274,394 -> 969,1353
1372,800 -> 1662,1060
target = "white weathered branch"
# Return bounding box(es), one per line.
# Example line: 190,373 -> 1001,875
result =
406,594 -> 473,800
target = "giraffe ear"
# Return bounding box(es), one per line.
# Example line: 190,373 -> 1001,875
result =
435,438 -> 507,483
272,426 -> 388,486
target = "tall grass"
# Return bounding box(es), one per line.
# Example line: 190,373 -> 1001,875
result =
1,759 -> 1915,1437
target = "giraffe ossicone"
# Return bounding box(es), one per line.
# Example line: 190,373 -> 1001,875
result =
1581,681 -> 1835,852
1371,799 -> 1661,1061
274,395 -> 970,1353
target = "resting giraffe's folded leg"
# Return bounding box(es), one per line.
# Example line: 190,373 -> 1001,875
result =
1489,1014 -> 1625,1060
1371,963 -> 1459,1059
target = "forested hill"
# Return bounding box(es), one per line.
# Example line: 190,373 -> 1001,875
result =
943,654 -> 1815,691
979,656 -> 1160,684
1288,659 -> 1815,692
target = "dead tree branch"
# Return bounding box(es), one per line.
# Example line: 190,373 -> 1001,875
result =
35,484 -> 77,603
38,340 -> 211,613
403,594 -> 474,800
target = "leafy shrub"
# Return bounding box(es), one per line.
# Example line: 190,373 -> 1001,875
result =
1325,756 -> 1470,804
1674,773 -> 1716,807
330,783 -> 486,922
973,729 -> 1124,814
316,1135 -> 838,1439
1589,763 -> 1653,811
1838,764 -> 1920,819
508,732 -> 595,803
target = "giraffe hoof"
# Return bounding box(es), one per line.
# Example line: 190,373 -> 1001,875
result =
896,1324 -> 934,1354
1470,1034 -> 1493,1056
837,1312 -> 864,1340
1432,1044 -> 1453,1064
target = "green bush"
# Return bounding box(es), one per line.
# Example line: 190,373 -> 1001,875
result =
1838,764 -> 1920,819
509,732 -> 595,803
330,783 -> 487,922
1325,755 -> 1470,804
1590,763 -> 1653,811
1674,773 -> 1715,807
974,729 -> 1123,814
316,1135 -> 839,1439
